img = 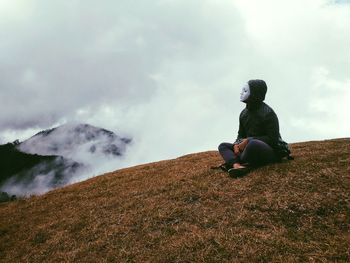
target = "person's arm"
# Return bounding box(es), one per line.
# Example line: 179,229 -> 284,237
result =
234,113 -> 246,144
253,111 -> 280,148
233,114 -> 247,161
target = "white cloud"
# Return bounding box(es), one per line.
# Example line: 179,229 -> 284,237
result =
290,67 -> 350,139
0,0 -> 349,168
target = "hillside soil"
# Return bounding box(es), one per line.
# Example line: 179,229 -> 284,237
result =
0,138 -> 349,262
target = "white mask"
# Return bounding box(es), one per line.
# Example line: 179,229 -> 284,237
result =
240,83 -> 250,102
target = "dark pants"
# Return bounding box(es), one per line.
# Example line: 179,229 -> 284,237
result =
218,139 -> 277,168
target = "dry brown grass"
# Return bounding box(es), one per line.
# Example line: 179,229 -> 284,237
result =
0,138 -> 349,262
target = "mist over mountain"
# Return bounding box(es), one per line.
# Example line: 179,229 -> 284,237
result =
18,123 -> 131,160
0,142 -> 83,198
0,123 -> 132,197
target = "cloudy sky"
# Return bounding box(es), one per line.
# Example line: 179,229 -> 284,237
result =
1,0 -> 350,167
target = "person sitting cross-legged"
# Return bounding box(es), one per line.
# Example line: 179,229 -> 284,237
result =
218,79 -> 290,178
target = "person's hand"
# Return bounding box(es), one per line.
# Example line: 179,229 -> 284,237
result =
234,144 -> 240,155
238,138 -> 249,153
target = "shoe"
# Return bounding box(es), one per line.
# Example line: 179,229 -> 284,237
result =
228,166 -> 250,178
219,163 -> 231,172
210,163 -> 230,172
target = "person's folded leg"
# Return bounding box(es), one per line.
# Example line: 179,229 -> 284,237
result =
240,139 -> 277,167
218,142 -> 240,169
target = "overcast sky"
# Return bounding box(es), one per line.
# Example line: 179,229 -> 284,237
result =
1,0 -> 350,166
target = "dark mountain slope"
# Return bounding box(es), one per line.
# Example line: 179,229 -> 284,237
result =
0,138 -> 349,262
0,123 -> 131,197
0,143 -> 80,187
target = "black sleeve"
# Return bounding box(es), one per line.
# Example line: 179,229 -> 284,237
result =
234,113 -> 246,144
253,111 -> 280,148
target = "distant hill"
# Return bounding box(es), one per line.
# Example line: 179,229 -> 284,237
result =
0,138 -> 349,262
18,123 -> 132,159
0,143 -> 81,198
0,123 -> 132,197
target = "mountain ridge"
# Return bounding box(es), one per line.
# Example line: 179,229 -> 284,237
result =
0,143 -> 82,195
18,123 -> 132,158
0,138 -> 349,262
0,123 -> 131,197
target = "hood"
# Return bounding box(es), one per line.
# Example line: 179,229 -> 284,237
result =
247,79 -> 267,103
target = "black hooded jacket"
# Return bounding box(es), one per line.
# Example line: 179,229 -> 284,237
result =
235,80 -> 289,159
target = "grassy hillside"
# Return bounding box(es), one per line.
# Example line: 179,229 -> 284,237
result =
0,138 -> 349,262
